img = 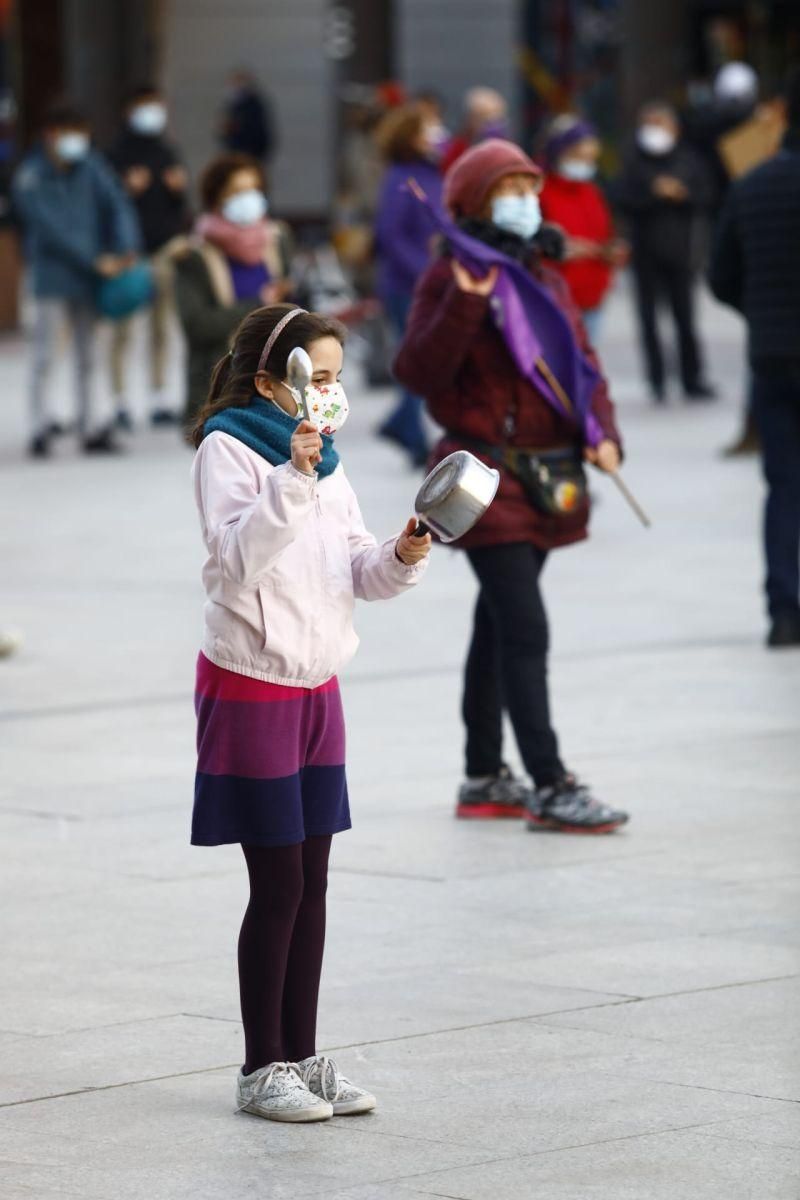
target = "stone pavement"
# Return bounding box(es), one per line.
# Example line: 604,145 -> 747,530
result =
1,282 -> 798,1199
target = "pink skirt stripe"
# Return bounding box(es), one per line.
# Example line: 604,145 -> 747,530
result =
196,654 -> 340,703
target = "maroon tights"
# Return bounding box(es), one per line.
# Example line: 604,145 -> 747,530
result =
239,835 -> 331,1074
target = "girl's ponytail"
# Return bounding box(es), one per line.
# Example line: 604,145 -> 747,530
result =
208,352 -> 233,405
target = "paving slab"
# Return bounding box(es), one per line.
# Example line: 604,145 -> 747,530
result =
1,284 -> 798,1196
407,1128 -> 800,1200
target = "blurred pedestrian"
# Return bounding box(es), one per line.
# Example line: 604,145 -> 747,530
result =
615,102 -> 716,403
189,303 -> 429,1121
441,87 -> 509,173
686,62 -> 764,457
12,101 -> 140,457
107,84 -> 190,429
374,104 -> 444,466
685,62 -> 760,206
394,139 -> 629,832
219,69 -> 275,166
709,67 -> 800,649
415,89 -> 451,160
539,114 -> 628,342
173,153 -> 292,432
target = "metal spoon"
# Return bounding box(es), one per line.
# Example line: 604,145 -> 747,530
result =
286,347 -> 313,421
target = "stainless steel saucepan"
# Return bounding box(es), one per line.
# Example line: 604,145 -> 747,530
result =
413,451 -> 500,543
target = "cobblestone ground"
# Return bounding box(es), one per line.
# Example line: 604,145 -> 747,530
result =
1,280 -> 798,1199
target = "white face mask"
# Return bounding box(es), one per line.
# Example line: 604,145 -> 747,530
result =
285,381 -> 349,436
491,192 -> 542,240
55,132 -> 89,163
129,102 -> 167,136
637,124 -> 676,156
222,188 -> 268,226
558,158 -> 596,182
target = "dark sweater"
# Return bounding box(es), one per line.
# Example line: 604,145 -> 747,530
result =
614,140 -> 713,265
107,130 -> 188,253
709,131 -> 800,366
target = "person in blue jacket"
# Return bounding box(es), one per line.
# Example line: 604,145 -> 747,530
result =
374,103 -> 444,467
12,101 -> 140,457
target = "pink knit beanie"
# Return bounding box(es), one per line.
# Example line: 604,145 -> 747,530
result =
443,138 -> 543,218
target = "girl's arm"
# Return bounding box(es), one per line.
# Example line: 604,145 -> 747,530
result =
344,477 -> 427,601
194,432 -> 317,585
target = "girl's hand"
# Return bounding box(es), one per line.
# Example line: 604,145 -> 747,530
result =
451,260 -> 499,296
584,439 -> 620,474
291,420 -> 323,474
396,518 -> 432,565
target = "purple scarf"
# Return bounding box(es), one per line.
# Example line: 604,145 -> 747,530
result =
409,182 -> 603,446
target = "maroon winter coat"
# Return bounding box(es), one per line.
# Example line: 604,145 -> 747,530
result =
393,255 -> 622,551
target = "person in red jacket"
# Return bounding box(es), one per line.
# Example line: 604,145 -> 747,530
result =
394,138 -> 629,833
539,115 -> 628,343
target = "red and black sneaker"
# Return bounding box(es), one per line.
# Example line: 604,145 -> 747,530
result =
526,775 -> 629,835
456,766 -> 532,820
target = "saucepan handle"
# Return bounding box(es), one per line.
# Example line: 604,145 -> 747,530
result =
413,520 -> 430,538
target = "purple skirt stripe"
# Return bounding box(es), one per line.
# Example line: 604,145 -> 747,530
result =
196,693 -> 346,779
191,654 -> 351,848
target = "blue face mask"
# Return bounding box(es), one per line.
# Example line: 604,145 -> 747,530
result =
558,159 -> 596,182
222,188 -> 268,226
55,132 -> 90,164
491,192 -> 542,240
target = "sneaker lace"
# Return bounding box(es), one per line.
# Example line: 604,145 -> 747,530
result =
237,1061 -> 303,1111
301,1054 -> 341,1102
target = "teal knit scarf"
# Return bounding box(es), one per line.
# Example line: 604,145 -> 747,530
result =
203,395 -> 340,478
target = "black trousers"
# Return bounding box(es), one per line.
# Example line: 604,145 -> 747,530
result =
752,367 -> 800,619
464,543 -> 565,788
632,253 -> 703,393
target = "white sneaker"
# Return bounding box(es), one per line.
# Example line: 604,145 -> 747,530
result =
297,1054 -> 376,1116
235,1061 -> 333,1122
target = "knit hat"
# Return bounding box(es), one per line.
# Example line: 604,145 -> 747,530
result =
443,138 -> 543,218
542,115 -> 597,168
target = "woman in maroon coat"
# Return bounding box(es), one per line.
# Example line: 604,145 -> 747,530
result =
394,139 -> 629,832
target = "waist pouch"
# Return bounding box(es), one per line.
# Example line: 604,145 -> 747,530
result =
505,446 -> 587,517
459,439 -> 587,518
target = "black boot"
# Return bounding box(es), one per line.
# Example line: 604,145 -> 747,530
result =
767,610 -> 800,649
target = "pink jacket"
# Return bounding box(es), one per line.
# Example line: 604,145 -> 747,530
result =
192,432 -> 427,687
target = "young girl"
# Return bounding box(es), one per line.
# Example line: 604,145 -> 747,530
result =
190,304 -> 430,1122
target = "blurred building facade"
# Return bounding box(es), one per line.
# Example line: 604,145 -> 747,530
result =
8,0 -> 800,222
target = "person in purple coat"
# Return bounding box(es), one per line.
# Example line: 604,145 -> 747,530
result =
374,104 -> 444,466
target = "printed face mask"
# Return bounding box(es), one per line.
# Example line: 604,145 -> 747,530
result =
491,192 -> 542,240
55,132 -> 90,163
129,102 -> 167,136
637,124 -> 676,156
558,158 -> 596,182
222,188 -> 268,226
286,381 -> 350,436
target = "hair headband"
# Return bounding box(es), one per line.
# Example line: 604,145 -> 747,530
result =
256,308 -> 307,373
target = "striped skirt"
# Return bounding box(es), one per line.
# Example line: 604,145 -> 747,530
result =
192,653 -> 351,847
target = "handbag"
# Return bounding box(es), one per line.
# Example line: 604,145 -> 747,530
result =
95,261 -> 154,320
503,446 -> 588,517
457,437 -> 587,519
